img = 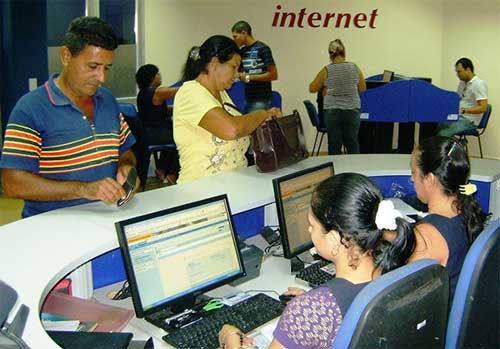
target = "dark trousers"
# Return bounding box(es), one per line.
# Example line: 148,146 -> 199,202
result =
323,108 -> 361,155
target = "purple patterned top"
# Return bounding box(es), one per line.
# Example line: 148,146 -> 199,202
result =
273,279 -> 368,349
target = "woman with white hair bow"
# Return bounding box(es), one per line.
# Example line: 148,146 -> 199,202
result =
219,173 -> 416,349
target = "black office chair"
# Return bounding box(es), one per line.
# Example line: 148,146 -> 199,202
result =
456,104 -> 492,158
332,259 -> 449,349
0,280 -> 31,348
445,218 -> 500,349
118,103 -> 177,190
303,100 -> 327,156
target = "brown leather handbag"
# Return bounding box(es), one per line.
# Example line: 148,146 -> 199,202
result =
252,110 -> 308,172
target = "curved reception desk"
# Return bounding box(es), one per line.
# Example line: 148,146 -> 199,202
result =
1,154 -> 499,348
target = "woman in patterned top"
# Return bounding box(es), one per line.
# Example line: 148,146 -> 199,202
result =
219,173 -> 417,349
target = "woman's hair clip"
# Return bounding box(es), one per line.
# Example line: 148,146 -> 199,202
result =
447,141 -> 458,157
189,47 -> 201,61
459,183 -> 477,196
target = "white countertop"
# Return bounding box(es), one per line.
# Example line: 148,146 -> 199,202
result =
1,154 -> 499,348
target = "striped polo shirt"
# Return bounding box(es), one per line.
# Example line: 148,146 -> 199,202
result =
0,74 -> 135,217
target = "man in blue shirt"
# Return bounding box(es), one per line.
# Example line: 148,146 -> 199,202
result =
0,17 -> 138,217
231,21 -> 278,113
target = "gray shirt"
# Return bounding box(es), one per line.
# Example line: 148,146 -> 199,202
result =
323,62 -> 361,110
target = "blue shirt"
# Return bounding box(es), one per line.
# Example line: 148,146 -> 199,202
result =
0,74 -> 135,217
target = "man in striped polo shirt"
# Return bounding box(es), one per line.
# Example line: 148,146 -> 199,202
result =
0,17 -> 137,217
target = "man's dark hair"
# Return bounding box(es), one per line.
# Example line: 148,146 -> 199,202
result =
231,20 -> 252,36
63,16 -> 119,56
455,57 -> 474,73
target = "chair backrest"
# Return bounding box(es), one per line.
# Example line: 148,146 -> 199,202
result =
333,259 -> 449,349
303,100 -> 318,128
477,104 -> 492,130
0,280 -> 17,327
118,103 -> 138,118
445,218 -> 500,349
271,91 -> 282,109
0,280 -> 31,348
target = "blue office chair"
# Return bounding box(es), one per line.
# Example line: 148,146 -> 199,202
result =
271,91 -> 282,109
445,218 -> 500,349
303,100 -> 327,156
456,104 -> 492,158
0,280 -> 31,348
333,259 -> 449,349
118,103 -> 177,189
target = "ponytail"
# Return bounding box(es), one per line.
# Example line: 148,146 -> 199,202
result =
373,218 -> 416,274
456,194 -> 488,242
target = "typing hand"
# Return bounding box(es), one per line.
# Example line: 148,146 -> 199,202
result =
285,287 -> 306,297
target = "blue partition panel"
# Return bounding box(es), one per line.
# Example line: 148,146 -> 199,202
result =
409,80 -> 459,122
360,80 -> 411,122
91,206 -> 265,289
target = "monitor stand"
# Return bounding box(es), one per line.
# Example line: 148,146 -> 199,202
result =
148,294 -> 211,331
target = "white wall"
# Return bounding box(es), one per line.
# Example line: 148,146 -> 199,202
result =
144,0 -> 498,159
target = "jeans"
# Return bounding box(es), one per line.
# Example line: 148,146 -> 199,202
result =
437,115 -> 477,137
245,99 -> 272,113
323,108 -> 361,155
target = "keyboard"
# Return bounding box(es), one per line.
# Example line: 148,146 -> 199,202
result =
296,260 -> 336,288
159,293 -> 285,349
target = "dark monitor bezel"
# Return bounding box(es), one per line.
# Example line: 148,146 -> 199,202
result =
115,194 -> 246,318
272,162 -> 334,259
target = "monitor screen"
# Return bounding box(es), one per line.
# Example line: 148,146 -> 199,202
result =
273,162 -> 335,259
115,195 -> 245,318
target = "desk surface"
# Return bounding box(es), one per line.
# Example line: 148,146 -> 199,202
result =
1,154 -> 500,348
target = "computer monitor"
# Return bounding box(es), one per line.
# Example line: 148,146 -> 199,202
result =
382,70 -> 394,82
273,162 -> 335,259
115,195 -> 245,318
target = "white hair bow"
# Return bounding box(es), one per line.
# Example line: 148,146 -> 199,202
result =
375,200 -> 403,230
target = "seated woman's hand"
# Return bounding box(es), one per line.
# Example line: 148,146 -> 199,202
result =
219,324 -> 255,349
285,287 -> 306,296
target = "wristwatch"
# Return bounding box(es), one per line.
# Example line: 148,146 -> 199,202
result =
244,74 -> 250,83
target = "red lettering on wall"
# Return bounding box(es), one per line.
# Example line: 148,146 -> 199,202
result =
271,5 -> 379,30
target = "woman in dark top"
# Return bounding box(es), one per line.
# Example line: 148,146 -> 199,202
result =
409,136 -> 488,295
135,64 -> 179,184
219,173 -> 416,349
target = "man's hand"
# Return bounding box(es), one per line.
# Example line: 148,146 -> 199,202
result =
82,178 -> 125,205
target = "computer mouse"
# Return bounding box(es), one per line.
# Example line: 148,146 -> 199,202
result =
279,293 -> 296,305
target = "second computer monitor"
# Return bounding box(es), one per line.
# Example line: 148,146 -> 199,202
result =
273,162 -> 335,259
